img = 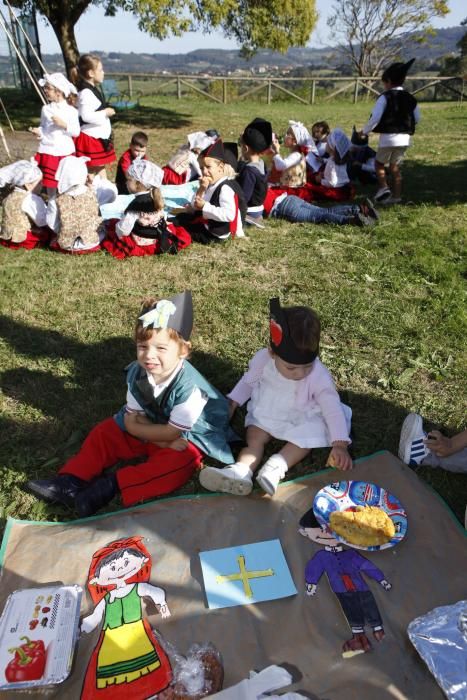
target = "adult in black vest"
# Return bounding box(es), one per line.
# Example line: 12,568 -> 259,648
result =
358,58 -> 420,205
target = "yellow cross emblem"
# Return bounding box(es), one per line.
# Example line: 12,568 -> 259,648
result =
216,555 -> 274,598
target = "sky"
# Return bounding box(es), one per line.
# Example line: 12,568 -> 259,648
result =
8,0 -> 467,55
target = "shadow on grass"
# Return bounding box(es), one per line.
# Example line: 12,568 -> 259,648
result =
114,104 -> 192,129
403,158 -> 467,205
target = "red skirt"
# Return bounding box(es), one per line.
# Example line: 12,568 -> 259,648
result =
34,152 -> 68,188
75,132 -> 116,167
0,227 -> 52,250
162,166 -> 188,186
305,182 -> 355,202
102,219 -> 191,259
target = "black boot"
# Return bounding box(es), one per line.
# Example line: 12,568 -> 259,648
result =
74,473 -> 118,518
23,474 -> 86,508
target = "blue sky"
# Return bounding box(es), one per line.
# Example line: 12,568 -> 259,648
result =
27,0 -> 467,54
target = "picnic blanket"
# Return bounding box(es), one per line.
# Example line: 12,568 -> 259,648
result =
99,182 -> 199,220
0,451 -> 465,699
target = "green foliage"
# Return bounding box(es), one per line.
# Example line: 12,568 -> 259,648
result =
328,0 -> 450,76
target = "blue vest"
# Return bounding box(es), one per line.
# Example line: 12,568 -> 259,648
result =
114,360 -> 234,464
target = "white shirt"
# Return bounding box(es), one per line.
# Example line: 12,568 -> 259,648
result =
321,158 -> 350,188
78,88 -> 111,139
37,101 -> 80,155
16,188 -> 47,227
192,177 -> 244,238
92,175 -> 118,206
273,151 -> 303,171
125,361 -> 208,431
362,86 -> 421,147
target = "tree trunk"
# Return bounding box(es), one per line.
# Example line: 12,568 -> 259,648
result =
50,19 -> 80,79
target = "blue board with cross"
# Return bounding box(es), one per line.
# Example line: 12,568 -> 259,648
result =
199,539 -> 297,609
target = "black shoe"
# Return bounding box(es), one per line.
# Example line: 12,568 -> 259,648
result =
23,474 -> 86,508
74,473 -> 118,518
362,198 -> 380,221
352,212 -> 373,227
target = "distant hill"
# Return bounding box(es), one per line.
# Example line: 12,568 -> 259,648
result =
0,26 -> 464,85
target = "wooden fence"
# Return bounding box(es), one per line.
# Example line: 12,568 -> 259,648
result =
107,73 -> 465,105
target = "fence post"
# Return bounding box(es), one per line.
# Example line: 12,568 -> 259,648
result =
127,74 -> 133,97
353,79 -> 359,103
310,79 -> 316,104
223,78 -> 227,104
267,80 -> 272,104
177,77 -> 181,100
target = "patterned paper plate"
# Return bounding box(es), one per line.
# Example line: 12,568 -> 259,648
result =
313,480 -> 408,551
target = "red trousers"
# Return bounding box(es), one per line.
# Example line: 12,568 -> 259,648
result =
59,417 -> 203,507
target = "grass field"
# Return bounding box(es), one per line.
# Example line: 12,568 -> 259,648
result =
0,93 -> 466,528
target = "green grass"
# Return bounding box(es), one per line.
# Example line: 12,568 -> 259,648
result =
0,94 -> 466,528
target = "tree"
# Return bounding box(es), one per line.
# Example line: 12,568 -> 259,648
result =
327,0 -> 449,77
12,0 -> 317,77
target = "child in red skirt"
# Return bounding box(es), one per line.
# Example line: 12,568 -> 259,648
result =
104,158 -> 191,257
71,54 -> 116,176
269,120 -> 312,187
30,73 -> 80,195
0,159 -> 49,249
308,128 -> 355,202
24,291 -> 234,517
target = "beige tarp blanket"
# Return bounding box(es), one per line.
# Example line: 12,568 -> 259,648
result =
0,451 -> 466,699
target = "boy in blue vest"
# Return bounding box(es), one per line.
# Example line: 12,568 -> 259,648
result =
358,58 -> 420,205
25,291 -> 234,517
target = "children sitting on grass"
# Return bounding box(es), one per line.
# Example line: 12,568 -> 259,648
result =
30,72 -> 80,195
306,120 -> 329,181
358,58 -> 420,205
24,291 -> 235,518
103,159 -> 191,258
237,117 -> 272,222
162,131 -> 217,185
200,298 -> 353,497
269,120 -> 311,187
46,155 -> 104,254
0,160 -> 48,249
115,130 -> 148,194
172,138 -> 246,243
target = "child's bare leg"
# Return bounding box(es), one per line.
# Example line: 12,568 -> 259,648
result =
389,163 -> 402,199
236,426 -> 272,473
375,161 -> 388,191
256,442 -> 310,496
199,426 -> 271,496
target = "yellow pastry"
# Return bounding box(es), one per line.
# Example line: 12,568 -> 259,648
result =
329,505 -> 395,546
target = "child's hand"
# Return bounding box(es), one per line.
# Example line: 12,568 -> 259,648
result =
168,437 -> 189,452
199,175 -> 211,189
105,107 -> 116,117
193,195 -> 205,210
271,137 -> 280,155
29,126 -> 40,138
424,431 -> 457,457
51,115 -> 67,129
328,444 -> 353,471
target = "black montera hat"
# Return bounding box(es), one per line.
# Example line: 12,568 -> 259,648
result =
200,138 -> 226,162
299,507 -> 320,529
269,298 -> 319,366
138,290 -> 193,340
223,142 -> 239,171
351,125 -> 368,146
381,58 -> 415,85
242,117 -> 273,153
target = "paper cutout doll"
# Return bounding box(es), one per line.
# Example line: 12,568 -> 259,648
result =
80,536 -> 172,699
299,508 -> 392,658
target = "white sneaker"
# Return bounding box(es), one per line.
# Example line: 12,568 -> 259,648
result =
398,413 -> 429,466
374,187 -> 391,202
199,464 -> 253,496
256,456 -> 288,496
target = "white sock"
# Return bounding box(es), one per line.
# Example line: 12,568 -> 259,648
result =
263,453 -> 288,471
230,462 -> 253,479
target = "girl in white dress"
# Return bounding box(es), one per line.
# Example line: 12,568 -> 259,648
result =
200,299 -> 352,497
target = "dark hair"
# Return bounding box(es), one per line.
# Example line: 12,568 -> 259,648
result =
134,298 -> 192,355
94,547 -> 145,577
312,121 -> 330,137
70,53 -> 101,86
205,129 -> 220,138
131,131 -> 148,148
285,306 -> 320,355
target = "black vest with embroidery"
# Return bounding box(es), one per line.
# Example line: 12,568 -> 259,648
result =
373,90 -> 418,135
207,179 -> 247,237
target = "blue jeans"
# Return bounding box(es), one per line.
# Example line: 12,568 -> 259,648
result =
273,195 -> 359,225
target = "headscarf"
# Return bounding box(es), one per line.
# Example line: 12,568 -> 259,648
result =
187,131 -> 216,151
327,128 -> 351,160
56,155 -> 90,194
39,72 -> 77,98
0,159 -> 42,188
288,120 -> 313,154
127,159 -> 163,189
86,537 -> 152,604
